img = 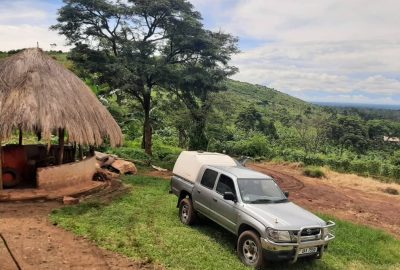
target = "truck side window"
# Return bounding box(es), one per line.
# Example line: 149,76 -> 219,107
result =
200,169 -> 218,189
216,174 -> 236,195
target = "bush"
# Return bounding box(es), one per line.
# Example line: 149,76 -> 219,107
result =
303,166 -> 325,178
108,147 -> 150,161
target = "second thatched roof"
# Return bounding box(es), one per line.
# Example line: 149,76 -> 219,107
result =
0,48 -> 123,147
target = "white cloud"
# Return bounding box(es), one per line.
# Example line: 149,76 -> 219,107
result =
0,1 -> 69,52
211,0 -> 400,104
231,41 -> 400,97
0,10 -> 47,22
223,0 -> 400,43
0,24 -> 70,51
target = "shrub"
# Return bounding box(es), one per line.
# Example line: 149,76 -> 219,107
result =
383,187 -> 399,195
108,147 -> 150,161
303,166 -> 325,178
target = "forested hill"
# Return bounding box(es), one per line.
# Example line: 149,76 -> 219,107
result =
225,80 -> 312,111
210,79 -> 320,129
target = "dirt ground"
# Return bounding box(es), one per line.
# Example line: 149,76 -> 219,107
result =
0,199 -> 159,270
248,162 -> 400,238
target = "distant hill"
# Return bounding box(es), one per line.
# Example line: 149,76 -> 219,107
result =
225,80 -> 313,111
314,102 -> 400,110
209,80 -> 320,124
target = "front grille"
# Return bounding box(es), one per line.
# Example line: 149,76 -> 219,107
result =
291,228 -> 322,242
301,228 -> 321,236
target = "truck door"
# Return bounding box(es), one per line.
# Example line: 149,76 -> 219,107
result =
213,174 -> 238,233
192,168 -> 219,219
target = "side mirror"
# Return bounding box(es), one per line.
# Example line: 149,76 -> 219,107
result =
284,191 -> 289,198
223,192 -> 237,202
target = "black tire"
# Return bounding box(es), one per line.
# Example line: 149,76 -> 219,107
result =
178,198 -> 196,225
237,230 -> 265,268
2,167 -> 21,188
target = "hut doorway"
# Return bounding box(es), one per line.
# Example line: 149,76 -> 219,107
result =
1,144 -> 77,189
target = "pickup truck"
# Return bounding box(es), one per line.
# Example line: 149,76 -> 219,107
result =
170,151 -> 335,268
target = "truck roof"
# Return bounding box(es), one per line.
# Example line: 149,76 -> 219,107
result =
210,165 -> 271,180
173,151 -> 238,183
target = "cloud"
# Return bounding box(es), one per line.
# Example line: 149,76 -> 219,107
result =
203,0 -> 400,104
0,24 -> 70,51
231,40 -> 400,98
222,0 -> 400,43
0,0 -> 57,24
0,0 -> 69,51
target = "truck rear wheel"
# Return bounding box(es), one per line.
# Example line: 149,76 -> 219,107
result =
237,230 -> 265,268
179,198 -> 196,225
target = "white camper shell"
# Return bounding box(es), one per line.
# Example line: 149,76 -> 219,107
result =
172,151 -> 237,183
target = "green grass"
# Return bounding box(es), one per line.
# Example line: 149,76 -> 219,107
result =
51,176 -> 400,270
303,166 -> 326,178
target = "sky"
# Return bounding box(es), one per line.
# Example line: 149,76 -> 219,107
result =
0,0 -> 399,105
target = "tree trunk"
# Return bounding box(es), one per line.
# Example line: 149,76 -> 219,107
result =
19,128 -> 23,145
57,128 -> 65,165
178,128 -> 188,148
141,92 -> 153,156
189,114 -> 208,151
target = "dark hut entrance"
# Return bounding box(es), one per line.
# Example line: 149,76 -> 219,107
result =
1,143 -> 76,189
0,49 -> 123,195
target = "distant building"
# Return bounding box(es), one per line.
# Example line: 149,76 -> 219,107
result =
384,136 -> 400,143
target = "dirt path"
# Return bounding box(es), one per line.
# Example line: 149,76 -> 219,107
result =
0,201 -> 156,270
249,163 -> 400,238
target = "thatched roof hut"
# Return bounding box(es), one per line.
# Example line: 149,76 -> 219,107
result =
0,48 -> 123,147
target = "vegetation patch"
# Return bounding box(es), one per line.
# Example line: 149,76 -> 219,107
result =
383,187 -> 399,195
304,166 -> 326,178
51,175 -> 400,270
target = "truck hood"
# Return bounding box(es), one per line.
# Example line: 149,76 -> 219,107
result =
244,202 -> 326,230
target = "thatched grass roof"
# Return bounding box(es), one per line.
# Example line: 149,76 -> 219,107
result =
0,48 -> 123,146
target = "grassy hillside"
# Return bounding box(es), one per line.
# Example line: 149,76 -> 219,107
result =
225,80 -> 313,112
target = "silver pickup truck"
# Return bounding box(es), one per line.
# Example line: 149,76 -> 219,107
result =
170,151 -> 335,268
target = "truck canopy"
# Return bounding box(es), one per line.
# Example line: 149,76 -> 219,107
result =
173,151 -> 237,183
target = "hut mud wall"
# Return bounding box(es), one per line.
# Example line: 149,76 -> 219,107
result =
37,157 -> 96,190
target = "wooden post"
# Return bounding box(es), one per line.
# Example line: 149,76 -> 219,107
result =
0,137 -> 3,190
19,128 -> 23,146
78,145 -> 83,161
58,128 -> 65,165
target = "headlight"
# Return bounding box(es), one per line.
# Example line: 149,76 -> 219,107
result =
266,228 -> 292,243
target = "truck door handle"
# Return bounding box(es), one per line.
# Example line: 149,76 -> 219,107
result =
213,198 -> 217,202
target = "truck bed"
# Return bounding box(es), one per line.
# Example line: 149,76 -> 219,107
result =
171,175 -> 195,197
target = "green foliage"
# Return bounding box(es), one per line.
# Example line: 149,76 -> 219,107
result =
53,0 -> 238,155
391,150 -> 400,166
303,166 -> 325,178
51,176 -> 400,270
107,138 -> 181,170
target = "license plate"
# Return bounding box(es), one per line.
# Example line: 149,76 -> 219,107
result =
299,247 -> 318,255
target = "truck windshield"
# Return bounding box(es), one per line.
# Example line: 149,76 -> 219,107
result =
237,179 -> 287,204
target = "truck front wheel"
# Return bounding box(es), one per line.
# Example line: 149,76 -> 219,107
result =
179,198 -> 196,225
237,230 -> 265,268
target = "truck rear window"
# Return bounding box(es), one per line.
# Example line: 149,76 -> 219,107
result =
200,169 -> 218,189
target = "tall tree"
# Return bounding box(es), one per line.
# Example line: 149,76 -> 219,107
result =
164,30 -> 239,150
53,0 -> 208,155
327,115 -> 369,155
